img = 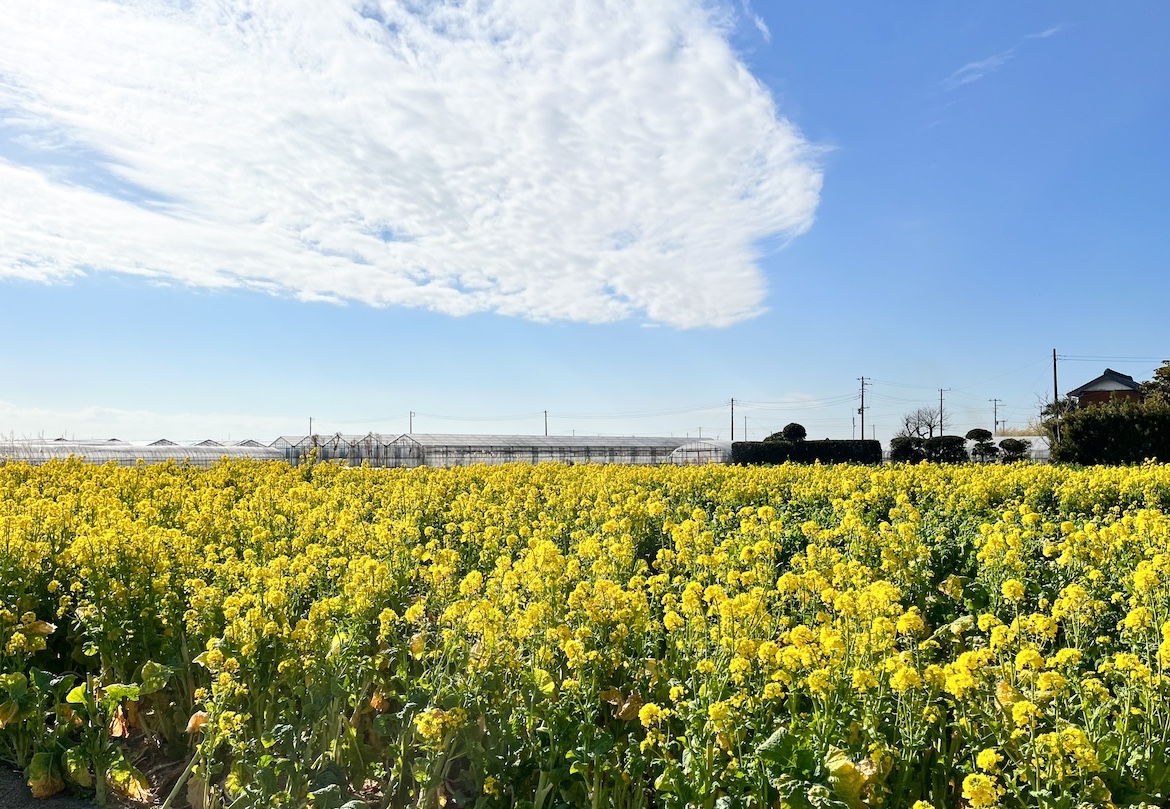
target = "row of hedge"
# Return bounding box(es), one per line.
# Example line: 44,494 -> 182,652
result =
1051,398 -> 1170,464
731,439 -> 882,465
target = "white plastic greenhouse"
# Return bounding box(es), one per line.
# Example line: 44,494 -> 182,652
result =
669,440 -> 734,465
272,433 -> 693,467
2,433 -> 707,468
0,438 -> 283,467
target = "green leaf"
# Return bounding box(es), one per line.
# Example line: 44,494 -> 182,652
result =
533,667 -> 556,696
824,747 -> 865,809
29,668 -> 54,693
63,747 -> 93,788
102,683 -> 140,706
590,731 -> 614,757
308,784 -> 343,809
0,672 -> 28,694
756,725 -> 791,764
106,753 -> 150,802
25,752 -> 65,799
138,660 -> 172,695
66,683 -> 88,705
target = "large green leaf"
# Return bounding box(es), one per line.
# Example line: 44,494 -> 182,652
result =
138,660 -> 173,695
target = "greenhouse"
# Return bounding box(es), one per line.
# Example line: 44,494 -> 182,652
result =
0,438 -> 283,467
3,433 -> 708,469
272,433 -> 693,467
669,440 -> 734,465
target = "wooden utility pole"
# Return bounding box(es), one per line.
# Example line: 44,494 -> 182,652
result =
1052,349 -> 1061,443
858,377 -> 867,440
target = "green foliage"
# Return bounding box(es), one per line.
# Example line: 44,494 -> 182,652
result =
966,429 -> 998,463
1143,360 -> 1170,402
998,438 -> 1032,463
1051,398 -> 1170,464
923,435 -> 969,463
781,423 -> 808,442
732,440 -> 882,465
889,436 -> 926,463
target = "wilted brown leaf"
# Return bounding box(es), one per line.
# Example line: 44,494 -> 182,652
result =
599,687 -> 623,705
186,711 -> 210,734
616,691 -> 643,721
109,705 -> 130,738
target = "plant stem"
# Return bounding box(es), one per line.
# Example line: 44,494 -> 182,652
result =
159,750 -> 200,809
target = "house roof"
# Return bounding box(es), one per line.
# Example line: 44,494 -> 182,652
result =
1067,368 -> 1142,397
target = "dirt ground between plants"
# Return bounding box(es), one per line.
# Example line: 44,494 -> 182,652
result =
0,768 -> 157,809
0,768 -> 94,808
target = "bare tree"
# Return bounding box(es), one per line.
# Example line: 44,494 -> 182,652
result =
897,407 -> 942,439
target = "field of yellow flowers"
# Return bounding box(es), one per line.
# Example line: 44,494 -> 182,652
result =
3,457 -> 1170,808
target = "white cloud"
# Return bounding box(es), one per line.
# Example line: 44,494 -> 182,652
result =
0,0 -> 821,328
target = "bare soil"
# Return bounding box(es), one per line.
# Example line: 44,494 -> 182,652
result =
0,768 -> 95,808
0,768 -> 170,809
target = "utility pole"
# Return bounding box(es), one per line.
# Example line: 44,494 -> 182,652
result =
1052,348 -> 1061,443
309,417 -> 312,437
1053,349 -> 1059,404
743,415 -> 747,441
409,411 -> 414,434
852,415 -> 856,440
730,399 -> 735,441
543,410 -> 548,436
939,388 -> 945,436
990,399 -> 1002,434
858,377 -> 867,440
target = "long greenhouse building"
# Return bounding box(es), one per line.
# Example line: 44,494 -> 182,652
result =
0,434 -> 724,468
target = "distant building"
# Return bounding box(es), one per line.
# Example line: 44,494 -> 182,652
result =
1067,368 -> 1143,407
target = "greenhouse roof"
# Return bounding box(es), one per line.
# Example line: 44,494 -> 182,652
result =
271,433 -> 692,449
0,439 -> 283,466
391,433 -> 691,449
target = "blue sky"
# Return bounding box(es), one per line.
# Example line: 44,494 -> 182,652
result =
1,0 -> 1167,443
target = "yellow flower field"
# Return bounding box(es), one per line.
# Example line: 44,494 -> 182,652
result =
3,457 -> 1170,808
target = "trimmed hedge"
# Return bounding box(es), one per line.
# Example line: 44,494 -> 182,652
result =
732,439 -> 882,465
1051,399 -> 1170,464
924,435 -> 969,463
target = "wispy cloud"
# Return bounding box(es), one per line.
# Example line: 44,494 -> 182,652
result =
1026,25 -> 1064,41
0,0 -> 821,328
741,0 -> 771,43
942,24 -> 1064,91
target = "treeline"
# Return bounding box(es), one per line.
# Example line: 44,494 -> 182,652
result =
888,432 -> 1032,464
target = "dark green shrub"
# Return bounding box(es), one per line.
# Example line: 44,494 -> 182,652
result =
889,436 -> 926,463
781,423 -> 807,442
923,435 -> 969,463
998,438 -> 1032,462
732,439 -> 882,465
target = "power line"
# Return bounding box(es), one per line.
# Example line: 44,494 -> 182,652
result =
1058,355 -> 1164,362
